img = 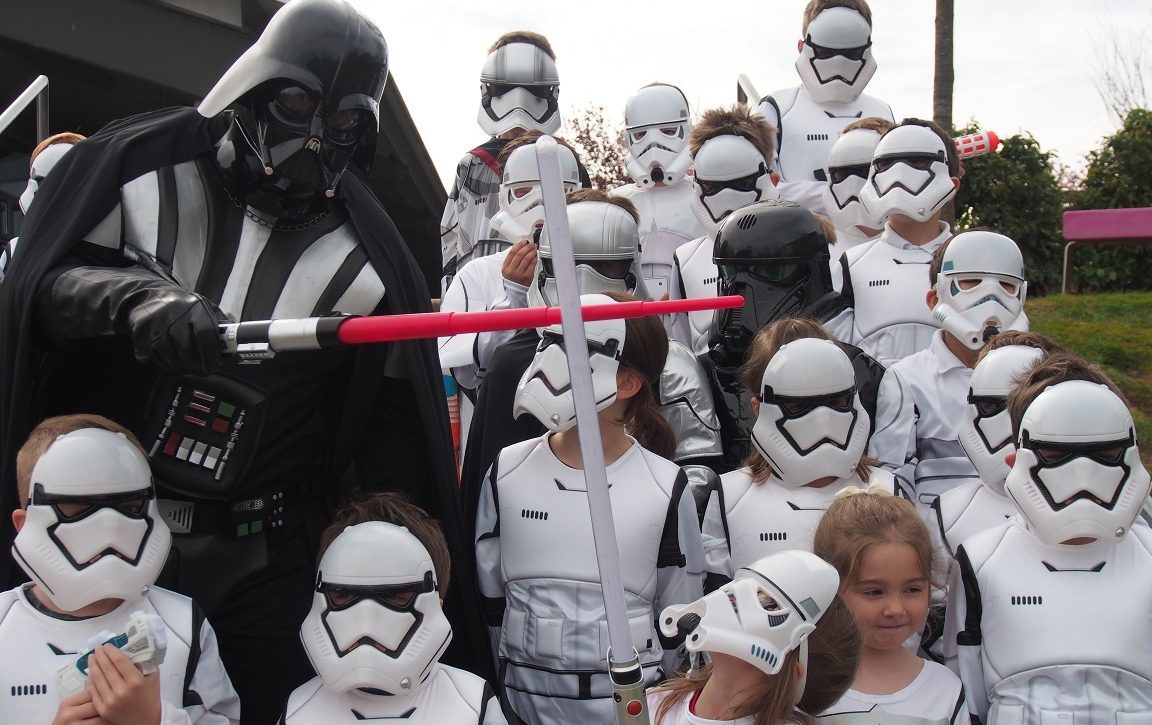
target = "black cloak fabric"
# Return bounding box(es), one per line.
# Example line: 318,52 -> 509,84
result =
0,106 -> 489,678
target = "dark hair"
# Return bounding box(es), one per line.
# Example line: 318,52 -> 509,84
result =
978,331 -> 1067,362
602,291 -> 676,459
798,596 -> 862,715
890,118 -> 961,178
840,116 -> 893,135
566,188 -> 640,224
318,492 -> 452,594
496,130 -> 585,171
490,31 -> 555,59
1006,353 -> 1126,444
689,105 -> 777,164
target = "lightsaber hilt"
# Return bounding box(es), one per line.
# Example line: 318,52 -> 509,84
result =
218,317 -> 345,361
610,649 -> 651,722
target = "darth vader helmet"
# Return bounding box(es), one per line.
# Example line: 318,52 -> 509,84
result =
200,0 -> 388,219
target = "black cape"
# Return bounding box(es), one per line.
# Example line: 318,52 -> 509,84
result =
0,106 -> 489,678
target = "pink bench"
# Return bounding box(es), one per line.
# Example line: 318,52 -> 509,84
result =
1062,207 -> 1152,293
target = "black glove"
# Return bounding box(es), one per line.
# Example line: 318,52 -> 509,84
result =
126,287 -> 223,376
38,265 -> 225,376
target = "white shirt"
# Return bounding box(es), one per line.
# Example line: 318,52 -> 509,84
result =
0,584 -> 239,725
868,330 -> 978,511
831,222 -> 951,367
647,690 -> 756,725
816,660 -> 968,725
437,247 -> 527,391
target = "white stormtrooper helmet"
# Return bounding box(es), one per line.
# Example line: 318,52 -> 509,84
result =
822,128 -> 883,232
19,141 -> 78,215
513,293 -> 625,432
691,134 -> 778,236
488,141 -> 581,245
12,428 -> 171,612
477,41 -> 560,136
1005,380 -> 1152,545
932,231 -> 1028,350
300,521 -> 452,695
859,124 -> 957,224
795,7 -> 877,104
959,345 -> 1045,495
623,84 -> 694,188
529,200 -> 647,307
659,550 -> 839,680
751,338 -> 870,487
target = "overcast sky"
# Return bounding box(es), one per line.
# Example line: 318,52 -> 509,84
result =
348,0 -> 1151,189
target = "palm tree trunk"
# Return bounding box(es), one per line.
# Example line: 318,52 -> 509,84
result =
934,0 -> 956,222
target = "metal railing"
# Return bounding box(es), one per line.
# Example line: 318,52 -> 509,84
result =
0,75 -> 49,141
737,74 -> 759,106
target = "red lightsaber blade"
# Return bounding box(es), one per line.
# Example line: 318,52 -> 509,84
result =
219,295 -> 743,360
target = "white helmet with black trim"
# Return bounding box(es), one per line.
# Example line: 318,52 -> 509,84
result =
300,521 -> 452,694
477,41 -> 560,137
659,550 -> 839,681
822,128 -> 883,232
623,84 -> 693,188
959,345 -> 1045,494
795,7 -> 877,104
859,124 -> 957,224
1004,380 -> 1152,545
488,141 -> 581,246
751,337 -> 870,486
932,230 -> 1028,350
513,294 -> 625,432
529,200 -> 647,307
12,428 -> 171,612
690,134 -> 778,237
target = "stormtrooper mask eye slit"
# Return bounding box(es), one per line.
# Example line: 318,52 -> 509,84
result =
807,37 -> 871,62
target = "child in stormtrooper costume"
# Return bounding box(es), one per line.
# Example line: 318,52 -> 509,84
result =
1,417 -> 238,723
933,344 -> 1044,556
868,231 -> 1029,513
821,121 -> 889,264
948,375 -> 1152,724
2,133 -> 85,283
460,197 -> 723,546
701,337 -> 898,585
831,120 -> 961,366
670,106 -> 781,356
438,139 -> 582,445
440,33 -> 561,290
649,550 -> 851,724
758,1 -> 894,215
611,84 -> 707,302
474,294 -> 703,725
283,521 -> 505,724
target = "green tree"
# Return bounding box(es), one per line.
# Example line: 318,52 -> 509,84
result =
954,124 -> 1066,296
1069,108 -> 1152,291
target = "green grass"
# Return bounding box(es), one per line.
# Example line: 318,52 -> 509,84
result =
1026,292 -> 1152,460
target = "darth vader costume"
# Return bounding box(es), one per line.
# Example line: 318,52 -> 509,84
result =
0,1 -> 483,721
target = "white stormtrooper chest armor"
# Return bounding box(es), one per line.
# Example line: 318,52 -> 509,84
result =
494,436 -> 677,598
673,236 -> 720,355
965,524 -> 1152,721
0,587 -> 192,722
844,239 -> 936,365
761,88 -> 893,183
722,469 -> 895,570
492,435 -> 680,673
615,182 -> 707,301
934,481 -> 1016,556
283,667 -> 490,724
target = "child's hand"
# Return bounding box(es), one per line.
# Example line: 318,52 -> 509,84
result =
501,239 -> 538,287
52,689 -> 109,724
86,644 -> 162,725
